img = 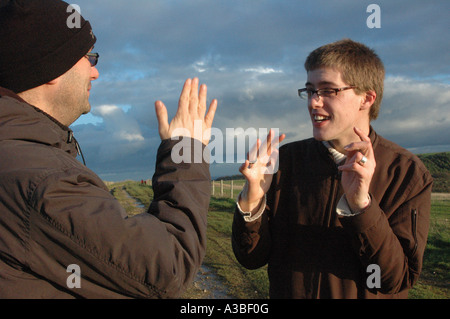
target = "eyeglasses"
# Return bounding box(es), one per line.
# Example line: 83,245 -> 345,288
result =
298,86 -> 356,100
85,52 -> 99,67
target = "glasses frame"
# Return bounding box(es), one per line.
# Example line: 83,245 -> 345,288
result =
298,86 -> 357,100
85,52 -> 99,67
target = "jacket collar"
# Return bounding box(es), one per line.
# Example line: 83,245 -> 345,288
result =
318,126 -> 379,165
0,86 -> 80,159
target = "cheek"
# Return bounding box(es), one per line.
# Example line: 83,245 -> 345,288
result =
337,97 -> 361,116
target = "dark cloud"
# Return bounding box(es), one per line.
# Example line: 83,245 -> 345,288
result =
70,0 -> 450,180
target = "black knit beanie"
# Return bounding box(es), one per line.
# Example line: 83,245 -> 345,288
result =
0,0 -> 96,93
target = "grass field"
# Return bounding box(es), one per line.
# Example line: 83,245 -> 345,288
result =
408,194 -> 450,299
109,181 -> 449,299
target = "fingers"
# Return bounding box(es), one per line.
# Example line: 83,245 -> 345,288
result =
154,100 -> 169,139
158,77 -> 218,145
260,130 -> 286,158
204,98 -> 218,129
339,127 -> 375,172
247,139 -> 261,164
189,78 -> 200,115
178,78 -> 192,113
239,160 -> 251,174
354,127 -> 370,142
239,160 -> 258,185
344,127 -> 371,153
243,130 -> 286,174
255,130 -> 273,160
344,128 -> 373,158
246,131 -> 286,162
272,132 -> 286,149
339,151 -> 369,171
178,78 -> 215,121
198,82 -> 207,116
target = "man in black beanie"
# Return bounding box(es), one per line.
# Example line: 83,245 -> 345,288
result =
0,0 -> 218,298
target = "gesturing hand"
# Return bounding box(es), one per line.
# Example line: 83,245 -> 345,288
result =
239,130 -> 285,213
155,78 -> 218,145
338,127 -> 376,213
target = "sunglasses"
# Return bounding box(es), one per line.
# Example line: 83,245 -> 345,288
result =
85,52 -> 99,67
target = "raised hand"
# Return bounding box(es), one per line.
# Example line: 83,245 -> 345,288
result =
155,78 -> 218,145
338,127 -> 376,213
238,130 -> 285,213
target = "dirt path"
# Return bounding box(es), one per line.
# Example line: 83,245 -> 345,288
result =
119,188 -> 234,299
182,265 -> 233,299
432,193 -> 450,201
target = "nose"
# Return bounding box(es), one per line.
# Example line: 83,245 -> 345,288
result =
308,93 -> 323,109
91,66 -> 99,80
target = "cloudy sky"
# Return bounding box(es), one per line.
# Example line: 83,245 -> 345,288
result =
70,0 -> 450,181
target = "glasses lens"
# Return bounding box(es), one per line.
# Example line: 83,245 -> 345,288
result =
86,53 -> 98,66
319,89 -> 337,97
298,89 -> 308,99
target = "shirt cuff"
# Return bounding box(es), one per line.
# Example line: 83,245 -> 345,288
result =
236,192 -> 267,222
336,194 -> 371,217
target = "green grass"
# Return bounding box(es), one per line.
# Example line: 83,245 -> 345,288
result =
408,198 -> 450,299
121,181 -> 153,207
107,181 -> 152,216
205,197 -> 269,298
211,179 -> 245,200
110,181 -> 449,299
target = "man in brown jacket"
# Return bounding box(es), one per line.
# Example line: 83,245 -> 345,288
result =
232,39 -> 432,298
0,0 -> 217,298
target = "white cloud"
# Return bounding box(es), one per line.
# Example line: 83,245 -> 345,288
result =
95,104 -> 120,116
243,67 -> 283,74
119,132 -> 145,142
373,76 -> 450,148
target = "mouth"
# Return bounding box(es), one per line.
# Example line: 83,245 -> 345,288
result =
313,114 -> 331,124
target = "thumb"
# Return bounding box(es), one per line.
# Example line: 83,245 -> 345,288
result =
155,100 -> 169,139
239,160 -> 250,174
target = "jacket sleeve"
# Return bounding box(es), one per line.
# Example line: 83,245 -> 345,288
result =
232,174 -> 279,270
231,144 -> 286,270
232,202 -> 272,270
339,162 -> 432,294
27,138 -> 210,298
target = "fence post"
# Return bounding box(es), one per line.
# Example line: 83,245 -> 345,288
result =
230,180 -> 234,199
211,180 -> 215,196
220,180 -> 223,197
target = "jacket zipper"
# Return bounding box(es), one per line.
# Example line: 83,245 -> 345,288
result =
68,131 -> 86,166
411,209 -> 418,255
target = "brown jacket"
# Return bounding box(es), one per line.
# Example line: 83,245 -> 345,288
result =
0,87 -> 211,298
232,129 -> 432,298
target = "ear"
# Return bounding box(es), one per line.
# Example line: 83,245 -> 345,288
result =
360,90 -> 376,111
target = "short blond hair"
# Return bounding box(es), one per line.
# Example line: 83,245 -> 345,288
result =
304,39 -> 385,120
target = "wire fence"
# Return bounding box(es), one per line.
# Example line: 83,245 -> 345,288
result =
211,180 -> 245,199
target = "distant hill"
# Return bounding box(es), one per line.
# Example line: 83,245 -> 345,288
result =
214,174 -> 244,181
418,152 -> 450,193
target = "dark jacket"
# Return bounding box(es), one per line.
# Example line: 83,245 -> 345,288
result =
232,129 -> 432,299
0,87 -> 211,298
